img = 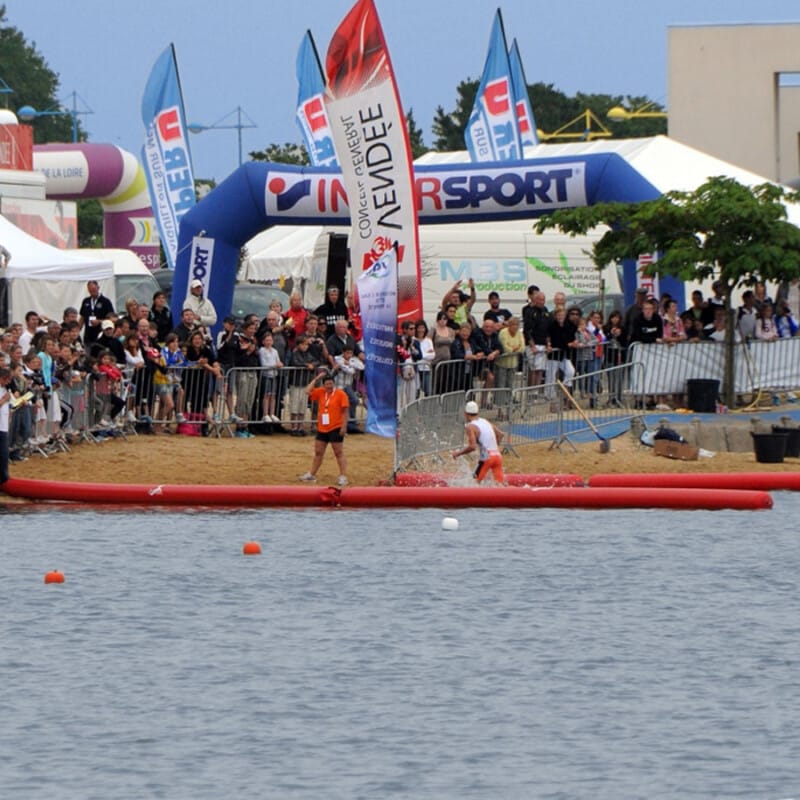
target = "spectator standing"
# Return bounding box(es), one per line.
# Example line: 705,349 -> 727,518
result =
79,280 -> 115,347
286,335 -> 319,435
755,303 -> 779,341
149,291 -> 174,344
523,290 -> 550,389
258,331 -> 283,423
545,306 -> 577,400
469,318 -> 501,390
183,278 -> 217,330
623,287 -> 648,341
413,320 -> 435,398
90,319 -> 126,364
483,291 -> 513,330
431,311 -> 456,394
496,316 -> 524,395
441,279 -> 476,327
313,285 -> 348,328
737,290 -> 758,341
283,291 -> 309,349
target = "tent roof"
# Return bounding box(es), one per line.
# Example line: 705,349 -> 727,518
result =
414,135 -> 800,226
0,213 -> 113,280
241,225 -> 339,282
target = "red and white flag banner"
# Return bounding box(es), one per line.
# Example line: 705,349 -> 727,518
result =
324,0 -> 422,323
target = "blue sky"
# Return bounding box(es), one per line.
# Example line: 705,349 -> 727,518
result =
4,0 -> 799,181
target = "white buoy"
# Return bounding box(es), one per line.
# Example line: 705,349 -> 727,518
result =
441,516 -> 460,531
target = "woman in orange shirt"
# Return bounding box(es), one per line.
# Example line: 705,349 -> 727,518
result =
298,372 -> 350,486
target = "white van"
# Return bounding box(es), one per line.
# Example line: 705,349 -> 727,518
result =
302,221 -> 620,322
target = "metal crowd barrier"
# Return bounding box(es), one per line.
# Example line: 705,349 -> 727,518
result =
220,364 -> 367,435
394,361 -> 643,472
627,338 -> 800,403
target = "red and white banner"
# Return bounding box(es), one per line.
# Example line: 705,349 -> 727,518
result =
324,0 -> 422,323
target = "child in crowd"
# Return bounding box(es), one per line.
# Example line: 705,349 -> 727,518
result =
573,315 -> 595,401
92,350 -> 125,426
258,331 -> 283,423
156,333 -> 188,429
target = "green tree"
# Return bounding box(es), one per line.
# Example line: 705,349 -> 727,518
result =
76,199 -> 103,247
250,142 -> 310,165
534,176 -> 800,406
0,5 -> 80,143
405,108 -> 428,159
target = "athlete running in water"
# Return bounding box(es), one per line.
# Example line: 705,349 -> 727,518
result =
452,400 -> 505,483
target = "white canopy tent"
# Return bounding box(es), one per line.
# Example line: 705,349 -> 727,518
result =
240,225 -> 337,283
0,213 -> 114,324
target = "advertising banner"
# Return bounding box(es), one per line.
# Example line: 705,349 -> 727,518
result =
323,0 -> 422,322
296,31 -> 338,168
356,245 -> 398,438
508,39 -> 538,149
141,44 -> 195,269
465,10 -> 523,162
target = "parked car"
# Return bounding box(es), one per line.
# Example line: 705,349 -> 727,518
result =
565,293 -> 625,319
152,269 -> 290,321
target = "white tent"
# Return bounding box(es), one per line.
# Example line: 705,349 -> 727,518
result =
415,135 -> 800,226
240,225 -> 340,283
1,214 -> 114,324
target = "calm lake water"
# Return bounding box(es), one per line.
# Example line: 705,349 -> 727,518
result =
1,499 -> 799,799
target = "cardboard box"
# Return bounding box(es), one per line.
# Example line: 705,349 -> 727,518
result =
654,439 -> 699,461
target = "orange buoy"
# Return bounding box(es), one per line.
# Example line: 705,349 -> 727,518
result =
242,541 -> 262,556
44,570 -> 65,584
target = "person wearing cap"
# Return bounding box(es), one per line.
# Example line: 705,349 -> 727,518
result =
79,280 -> 115,347
452,400 -> 505,484
483,291 -> 513,330
313,285 -> 349,329
89,319 -> 126,365
183,278 -> 217,329
298,371 -> 349,486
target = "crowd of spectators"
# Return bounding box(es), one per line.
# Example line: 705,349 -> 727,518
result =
4,275 -> 798,463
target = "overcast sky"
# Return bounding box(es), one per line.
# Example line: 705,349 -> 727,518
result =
4,0 -> 800,180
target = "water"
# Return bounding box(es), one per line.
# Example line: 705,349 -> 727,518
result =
1,500 -> 799,799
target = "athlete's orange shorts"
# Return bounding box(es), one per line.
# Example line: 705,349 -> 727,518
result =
475,452 -> 504,483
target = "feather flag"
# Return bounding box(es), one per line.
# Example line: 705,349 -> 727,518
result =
296,31 -> 339,167
141,44 -> 195,269
323,0 -> 423,325
465,9 -> 523,162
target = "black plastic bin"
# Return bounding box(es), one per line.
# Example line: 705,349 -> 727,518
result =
772,426 -> 800,458
751,431 -> 788,463
686,379 -> 720,413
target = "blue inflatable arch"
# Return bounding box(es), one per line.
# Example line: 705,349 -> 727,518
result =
173,154 -> 680,331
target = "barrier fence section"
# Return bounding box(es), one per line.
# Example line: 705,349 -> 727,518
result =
221,365 -> 367,435
628,338 -> 800,401
394,361 -> 642,473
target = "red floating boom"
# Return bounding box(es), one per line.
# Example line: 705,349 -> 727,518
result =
589,472 -> 800,492
394,472 -> 584,488
1,478 -> 772,511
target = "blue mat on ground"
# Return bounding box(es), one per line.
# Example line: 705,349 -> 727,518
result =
509,408 -> 800,445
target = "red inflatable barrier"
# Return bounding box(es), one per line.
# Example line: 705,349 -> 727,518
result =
1,478 -> 772,511
394,472 -> 584,487
1,478 -> 329,507
589,472 -> 800,492
334,486 -> 771,511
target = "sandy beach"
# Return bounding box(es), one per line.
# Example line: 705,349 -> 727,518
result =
2,424 -> 796,497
